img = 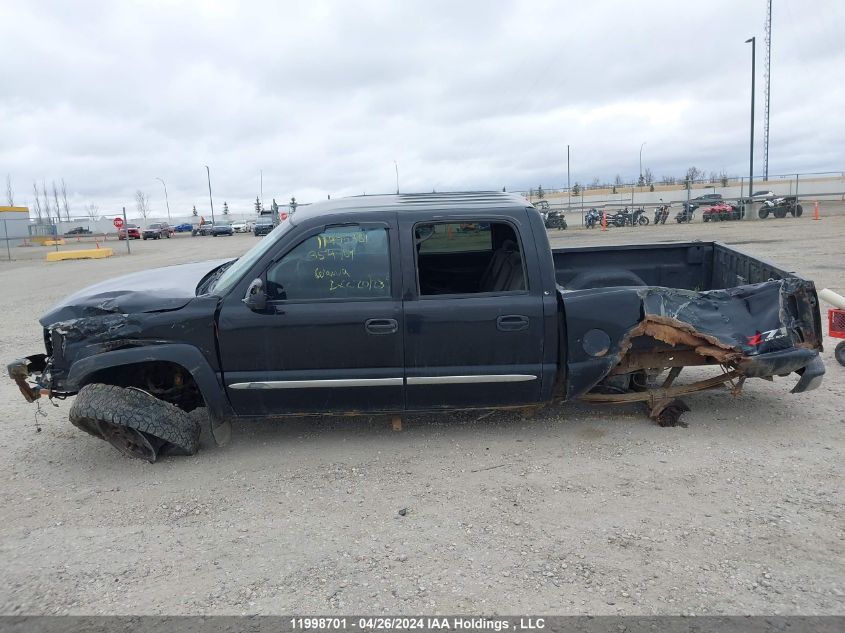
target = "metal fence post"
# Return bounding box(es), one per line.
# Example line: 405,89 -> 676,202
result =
4,220 -> 10,261
123,207 -> 131,255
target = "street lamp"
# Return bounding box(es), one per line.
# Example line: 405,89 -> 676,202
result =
745,37 -> 756,221
394,161 -> 399,194
155,177 -> 171,222
205,165 -> 216,225
639,142 -> 646,185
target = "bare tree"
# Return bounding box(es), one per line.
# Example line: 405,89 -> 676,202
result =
61,179 -> 71,221
41,180 -> 53,223
614,174 -> 623,186
662,175 -> 677,185
643,168 -> 654,186
32,182 -> 43,223
709,171 -> 719,183
51,181 -> 62,223
84,204 -> 99,221
590,177 -> 600,189
685,166 -> 702,182
135,190 -> 150,221
5,174 -> 13,206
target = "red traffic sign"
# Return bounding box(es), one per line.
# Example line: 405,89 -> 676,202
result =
113,217 -> 124,229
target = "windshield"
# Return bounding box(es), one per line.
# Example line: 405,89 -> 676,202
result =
209,221 -> 294,295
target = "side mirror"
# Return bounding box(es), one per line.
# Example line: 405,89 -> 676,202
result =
242,278 -> 267,311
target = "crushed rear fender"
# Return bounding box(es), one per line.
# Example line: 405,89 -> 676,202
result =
560,278 -> 823,399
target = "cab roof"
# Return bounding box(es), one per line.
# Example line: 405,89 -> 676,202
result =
290,191 -> 532,224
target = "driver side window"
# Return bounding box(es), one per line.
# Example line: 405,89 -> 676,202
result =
265,226 -> 391,301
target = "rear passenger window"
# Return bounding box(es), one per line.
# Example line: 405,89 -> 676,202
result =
265,226 -> 390,301
415,222 -> 526,296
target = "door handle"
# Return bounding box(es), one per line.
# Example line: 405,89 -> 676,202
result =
365,318 -> 398,335
497,315 -> 529,332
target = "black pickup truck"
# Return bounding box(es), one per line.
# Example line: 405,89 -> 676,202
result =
8,192 -> 824,462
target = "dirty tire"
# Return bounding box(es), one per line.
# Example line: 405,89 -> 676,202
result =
69,383 -> 200,462
793,204 -> 804,217
835,341 -> 845,367
774,207 -> 788,218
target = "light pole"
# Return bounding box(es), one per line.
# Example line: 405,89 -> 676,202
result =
394,161 -> 399,194
205,165 -> 215,225
745,37 -> 756,221
639,142 -> 646,185
155,177 -> 171,222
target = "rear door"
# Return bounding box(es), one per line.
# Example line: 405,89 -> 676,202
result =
399,212 -> 546,409
216,219 -> 404,415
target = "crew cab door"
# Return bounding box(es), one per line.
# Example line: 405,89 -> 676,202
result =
399,213 -> 546,409
216,219 -> 404,415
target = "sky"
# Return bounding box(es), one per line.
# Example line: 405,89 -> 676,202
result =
1,0 -> 843,220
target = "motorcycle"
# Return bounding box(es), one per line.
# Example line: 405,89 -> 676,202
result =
605,209 -> 629,227
585,208 -> 601,229
653,203 -> 670,225
631,207 -> 649,226
675,203 -> 698,223
544,210 -> 567,230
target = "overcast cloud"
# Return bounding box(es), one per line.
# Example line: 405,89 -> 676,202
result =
1,0 -> 843,219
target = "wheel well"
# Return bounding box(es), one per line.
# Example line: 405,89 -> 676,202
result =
83,361 -> 205,412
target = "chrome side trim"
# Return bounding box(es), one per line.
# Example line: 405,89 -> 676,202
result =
406,374 -> 537,385
228,377 -> 403,390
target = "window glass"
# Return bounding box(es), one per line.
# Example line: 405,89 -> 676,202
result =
417,222 -> 492,254
265,226 -> 390,301
415,221 -> 526,295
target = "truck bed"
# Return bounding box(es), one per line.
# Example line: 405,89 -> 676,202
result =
552,241 -> 796,291
551,241 -> 824,402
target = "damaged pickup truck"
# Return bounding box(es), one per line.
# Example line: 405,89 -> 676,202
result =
8,191 -> 824,462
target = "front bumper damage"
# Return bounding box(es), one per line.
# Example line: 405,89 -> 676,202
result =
7,354 -> 49,402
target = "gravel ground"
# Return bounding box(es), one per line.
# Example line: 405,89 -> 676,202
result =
0,216 -> 843,615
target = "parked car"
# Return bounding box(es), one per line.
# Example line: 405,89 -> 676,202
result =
254,218 -> 274,236
117,224 -> 140,240
702,203 -> 743,222
231,221 -> 248,233
142,223 -> 173,240
64,227 -> 92,236
692,193 -> 722,204
174,223 -> 194,233
751,190 -> 775,199
7,191 -> 824,462
211,222 -> 234,237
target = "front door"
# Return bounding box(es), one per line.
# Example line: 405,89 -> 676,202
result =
217,221 -> 404,415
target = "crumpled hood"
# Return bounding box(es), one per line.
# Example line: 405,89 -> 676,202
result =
40,259 -> 233,326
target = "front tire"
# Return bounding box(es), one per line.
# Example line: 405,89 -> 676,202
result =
69,383 -> 201,462
793,204 -> 804,217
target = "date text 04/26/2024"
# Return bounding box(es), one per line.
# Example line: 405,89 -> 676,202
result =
290,618 -> 546,631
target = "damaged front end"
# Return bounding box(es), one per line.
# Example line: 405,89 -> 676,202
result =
561,277 -> 824,422
8,354 -> 49,402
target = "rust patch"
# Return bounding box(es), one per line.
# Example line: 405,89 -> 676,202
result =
620,315 -> 742,364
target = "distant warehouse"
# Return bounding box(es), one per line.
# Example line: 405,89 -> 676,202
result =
0,206 -> 31,247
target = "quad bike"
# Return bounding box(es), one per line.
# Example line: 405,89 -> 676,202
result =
544,210 -> 567,230
758,196 -> 804,219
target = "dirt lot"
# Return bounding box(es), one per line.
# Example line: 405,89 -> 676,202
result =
0,216 -> 843,616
